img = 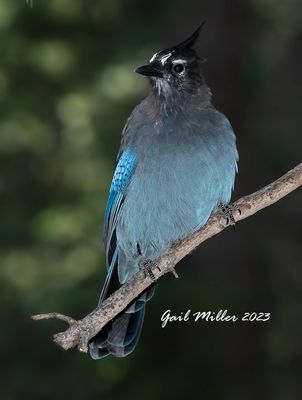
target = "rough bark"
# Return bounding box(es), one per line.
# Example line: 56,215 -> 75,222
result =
32,163 -> 302,353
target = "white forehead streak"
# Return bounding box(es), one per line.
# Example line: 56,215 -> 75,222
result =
159,52 -> 172,65
149,52 -> 158,63
149,51 -> 172,65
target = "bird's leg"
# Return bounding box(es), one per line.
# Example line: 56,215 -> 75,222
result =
139,257 -> 161,282
218,203 -> 241,231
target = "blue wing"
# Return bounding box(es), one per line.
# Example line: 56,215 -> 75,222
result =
100,148 -> 137,300
90,146 -> 153,359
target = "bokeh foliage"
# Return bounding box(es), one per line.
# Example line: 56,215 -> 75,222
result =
0,0 -> 301,399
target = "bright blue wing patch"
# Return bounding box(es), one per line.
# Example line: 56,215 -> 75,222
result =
105,149 -> 137,221
110,149 -> 137,193
104,148 -> 137,269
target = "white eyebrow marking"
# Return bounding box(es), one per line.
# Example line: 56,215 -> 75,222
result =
172,59 -> 187,64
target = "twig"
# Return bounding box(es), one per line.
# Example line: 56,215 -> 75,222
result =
32,163 -> 302,353
32,313 -> 76,325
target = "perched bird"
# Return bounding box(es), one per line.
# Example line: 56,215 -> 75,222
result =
89,23 -> 238,359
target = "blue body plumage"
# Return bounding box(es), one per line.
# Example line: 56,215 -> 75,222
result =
89,24 -> 238,359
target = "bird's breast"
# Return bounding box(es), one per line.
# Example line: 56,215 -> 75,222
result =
116,126 -> 237,260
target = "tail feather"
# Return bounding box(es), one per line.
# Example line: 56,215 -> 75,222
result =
89,253 -> 154,359
90,307 -> 145,359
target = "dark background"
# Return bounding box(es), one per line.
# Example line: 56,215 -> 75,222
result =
0,0 -> 301,399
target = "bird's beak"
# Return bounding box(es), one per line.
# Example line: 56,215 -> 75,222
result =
135,64 -> 163,78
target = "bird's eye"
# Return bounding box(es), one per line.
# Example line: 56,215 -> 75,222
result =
172,63 -> 184,74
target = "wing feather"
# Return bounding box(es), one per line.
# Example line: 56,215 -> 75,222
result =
104,148 -> 137,269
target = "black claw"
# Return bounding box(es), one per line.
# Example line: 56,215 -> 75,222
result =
229,213 -> 235,225
218,203 -> 238,230
139,258 -> 157,281
147,268 -> 155,281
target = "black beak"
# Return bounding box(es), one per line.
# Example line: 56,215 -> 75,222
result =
135,64 -> 163,78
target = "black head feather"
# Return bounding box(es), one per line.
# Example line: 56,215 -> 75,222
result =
173,21 -> 206,50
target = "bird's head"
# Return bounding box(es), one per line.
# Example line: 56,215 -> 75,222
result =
135,23 -> 206,98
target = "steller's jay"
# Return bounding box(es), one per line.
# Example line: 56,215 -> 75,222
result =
89,23 -> 238,359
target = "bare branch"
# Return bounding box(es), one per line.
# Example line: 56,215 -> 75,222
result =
32,163 -> 302,353
32,313 -> 77,325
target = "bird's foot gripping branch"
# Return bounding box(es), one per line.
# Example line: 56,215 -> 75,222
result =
218,202 -> 241,229
32,163 -> 302,354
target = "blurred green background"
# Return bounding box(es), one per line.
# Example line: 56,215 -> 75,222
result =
0,0 -> 301,399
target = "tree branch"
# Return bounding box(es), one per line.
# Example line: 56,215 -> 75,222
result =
32,163 -> 302,353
